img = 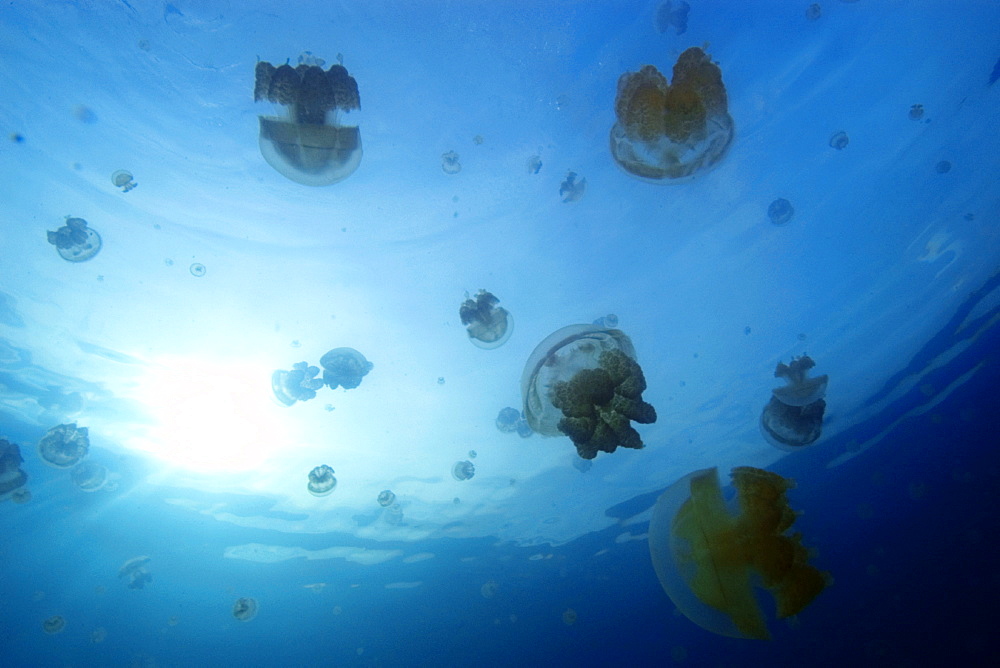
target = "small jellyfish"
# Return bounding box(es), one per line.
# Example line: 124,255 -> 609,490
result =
37,423 -> 90,469
459,290 -> 514,349
908,104 -> 924,121
254,54 -> 362,186
233,597 -> 258,622
767,198 -> 794,226
496,407 -> 521,433
572,456 -> 592,473
805,3 -> 821,20
0,438 -> 29,502
473,135 -> 484,145
441,150 -> 462,174
468,449 -> 477,459
118,555 -> 153,589
562,608 -> 578,626
515,417 -> 533,438
307,465 -> 337,496
189,263 -> 206,277
559,171 -> 586,202
760,355 -> 828,450
829,130 -> 849,150
90,627 -> 107,643
111,169 -> 137,192
592,314 -> 619,328
437,377 -> 445,385
320,348 -> 373,390
480,580 -> 498,598
71,461 -> 109,492
452,460 -> 475,481
744,326 -> 751,335
377,489 -> 396,507
654,0 -> 690,34
73,105 -> 97,123
935,160 -> 952,174
46,216 -> 102,263
42,615 -> 66,634
527,155 -> 542,174
272,361 -> 324,406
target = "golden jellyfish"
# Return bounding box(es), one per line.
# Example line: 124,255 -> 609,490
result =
610,47 -> 734,183
648,467 -> 829,640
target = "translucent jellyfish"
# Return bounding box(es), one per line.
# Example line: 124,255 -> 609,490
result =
167,615 -> 179,626
805,3 -> 821,20
383,502 -> 404,525
648,466 -> 829,639
480,580 -> 498,598
527,154 -> 542,174
760,355 -> 828,450
571,456 -> 592,473
0,438 -> 28,501
320,348 -> 373,390
37,423 -> 90,469
562,608 -> 578,626
272,361 -> 324,406
233,597 -> 258,622
377,489 -> 396,507
42,615 -> 66,634
908,104 -> 924,121
559,171 -> 587,202
111,169 -> 137,192
468,450 -> 477,459
460,290 -> 513,349
592,314 -> 619,328
119,555 -> 153,589
496,407 -> 521,433
451,460 -> 475,481
935,160 -> 952,174
515,414 -> 533,438
307,465 -> 337,496
254,54 -> 362,186
441,150 -> 462,174
829,130 -> 849,150
654,1 -> 690,34
767,198 -> 794,226
610,48 -> 734,183
189,263 -> 206,277
71,461 -> 109,492
521,324 -> 656,459
46,216 -> 102,262
91,627 -> 107,643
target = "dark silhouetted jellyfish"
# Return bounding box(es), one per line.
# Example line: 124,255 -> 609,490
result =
459,290 -> 513,349
307,465 -> 337,496
805,3 -> 821,20
42,615 -> 66,634
37,423 -> 90,468
526,154 -> 542,174
111,169 -> 137,192
233,597 -> 258,622
118,555 -> 153,589
0,438 -> 29,502
189,263 -> 206,277
767,198 -> 794,226
610,47 -> 734,183
441,150 -> 462,174
559,171 -> 587,202
451,460 -> 475,481
47,217 -> 102,262
521,324 -> 656,459
935,160 -> 952,174
272,361 -> 325,406
254,53 -> 362,186
71,461 -> 109,492
760,355 -> 828,450
829,130 -> 849,150
320,348 -> 373,390
654,0 -> 690,34
648,466 -> 829,639
377,489 -> 396,507
908,104 -> 924,121
496,407 -> 520,433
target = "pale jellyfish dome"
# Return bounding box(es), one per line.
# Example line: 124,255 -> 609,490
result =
377,489 -> 396,507
71,461 -> 108,492
451,460 -> 475,481
307,465 -> 337,496
37,423 -> 90,469
233,597 -> 258,622
459,290 -> 513,350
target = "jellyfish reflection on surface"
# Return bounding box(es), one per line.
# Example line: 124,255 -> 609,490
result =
233,597 -> 259,622
908,104 -> 924,121
610,47 -> 734,183
648,466 -> 829,639
37,423 -> 90,469
460,290 -> 513,349
47,217 -> 102,262
307,465 -> 337,496
272,362 -> 325,406
320,348 -> 373,390
452,460 -> 475,481
0,438 -> 28,501
760,355 -> 827,450
254,53 -> 362,186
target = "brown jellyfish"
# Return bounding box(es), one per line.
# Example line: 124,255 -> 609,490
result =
760,355 -> 828,450
459,290 -> 513,349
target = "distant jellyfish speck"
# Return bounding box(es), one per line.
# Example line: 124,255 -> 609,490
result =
377,489 -> 396,507
47,217 -> 102,262
111,169 -> 137,192
307,465 -> 337,496
0,438 -> 29,502
451,460 -> 475,481
829,130 -> 849,150
233,597 -> 258,622
441,150 -> 462,174
559,171 -> 586,202
42,615 -> 66,634
496,407 -> 520,433
189,263 -> 206,277
118,555 -> 153,589
805,3 -> 821,20
767,198 -> 794,226
935,160 -> 952,174
71,461 -> 109,492
460,290 -> 513,349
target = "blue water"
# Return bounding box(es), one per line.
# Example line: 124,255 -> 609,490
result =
2,1 -> 999,666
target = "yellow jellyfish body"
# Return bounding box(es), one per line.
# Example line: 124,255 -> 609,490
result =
648,467 -> 828,640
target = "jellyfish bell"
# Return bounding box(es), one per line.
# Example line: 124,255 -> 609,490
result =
71,460 -> 109,492
37,423 -> 90,469
307,465 -> 337,496
46,217 -> 102,262
320,348 -> 373,390
254,55 -> 362,186
111,169 -> 137,192
119,555 -> 153,589
272,362 -> 324,406
451,460 -> 475,481
232,597 -> 259,622
770,356 -> 827,407
495,407 -> 520,433
760,356 -> 827,450
648,467 -> 829,640
377,489 -> 396,507
459,290 -> 513,350
767,198 -> 794,226
42,615 -> 66,634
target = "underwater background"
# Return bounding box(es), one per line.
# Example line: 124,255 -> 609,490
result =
1,1 -> 998,666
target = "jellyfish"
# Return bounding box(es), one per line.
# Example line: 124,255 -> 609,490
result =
307,465 -> 337,496
377,489 -> 396,507
272,361 -> 325,406
118,555 -> 153,589
42,615 -> 66,634
829,130 -> 849,150
90,627 -> 107,643
496,407 -> 521,433
452,460 -> 475,481
805,3 -> 821,20
71,461 -> 108,492
648,466 -> 829,640
480,580 -> 498,598
767,198 -> 794,226
908,104 -> 924,121
559,171 -> 587,202
111,169 -> 137,192
654,1 -> 690,34
233,597 -> 258,622
253,54 -> 362,186
610,47 -> 734,183
0,438 -> 28,502
12,488 -> 31,503
459,290 -> 513,349
592,314 -> 619,328
320,348 -> 373,390
515,414 -> 533,438
935,160 -> 952,174
527,155 -> 542,174
37,423 -> 90,468
468,449 -> 477,459
562,608 -> 578,626
521,324 -> 656,459
760,355 -> 828,450
441,150 -> 462,174
46,216 -> 102,262
383,502 -> 404,525
189,263 -> 206,277
571,456 -> 592,473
